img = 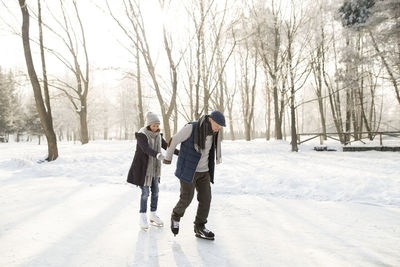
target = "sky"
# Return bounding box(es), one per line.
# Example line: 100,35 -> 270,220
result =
0,0 -> 177,114
0,1 -> 171,74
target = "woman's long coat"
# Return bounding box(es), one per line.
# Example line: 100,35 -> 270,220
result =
127,132 -> 178,186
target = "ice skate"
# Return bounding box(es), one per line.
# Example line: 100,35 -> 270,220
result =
150,211 -> 164,227
171,217 -> 179,236
139,213 -> 149,230
194,224 -> 215,240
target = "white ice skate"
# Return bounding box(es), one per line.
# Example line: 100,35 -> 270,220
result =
139,213 -> 149,230
150,211 -> 164,227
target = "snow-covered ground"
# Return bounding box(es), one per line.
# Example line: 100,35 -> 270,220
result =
1,139 -> 400,266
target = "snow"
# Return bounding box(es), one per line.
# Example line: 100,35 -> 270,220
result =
1,139 -> 400,266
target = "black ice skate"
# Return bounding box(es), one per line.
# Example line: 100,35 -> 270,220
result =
171,217 -> 179,236
194,224 -> 215,240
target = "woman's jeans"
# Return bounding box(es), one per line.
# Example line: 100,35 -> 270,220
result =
139,177 -> 159,213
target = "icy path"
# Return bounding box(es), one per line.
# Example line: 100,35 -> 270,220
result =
0,178 -> 399,267
1,140 -> 400,266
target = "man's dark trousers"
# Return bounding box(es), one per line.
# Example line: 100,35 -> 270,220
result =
172,171 -> 211,226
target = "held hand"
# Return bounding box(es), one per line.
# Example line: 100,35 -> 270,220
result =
156,153 -> 165,161
163,159 -> 172,165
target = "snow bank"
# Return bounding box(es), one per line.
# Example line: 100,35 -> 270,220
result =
1,139 -> 399,207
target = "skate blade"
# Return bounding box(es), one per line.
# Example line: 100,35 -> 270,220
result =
171,230 -> 178,236
195,234 -> 214,240
150,220 -> 164,227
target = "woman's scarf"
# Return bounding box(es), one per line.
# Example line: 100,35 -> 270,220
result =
139,127 -> 161,185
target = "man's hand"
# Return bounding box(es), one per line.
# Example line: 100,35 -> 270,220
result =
156,153 -> 165,161
163,159 -> 172,164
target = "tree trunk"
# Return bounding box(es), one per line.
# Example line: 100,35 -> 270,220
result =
19,0 -> 58,161
239,41 -> 257,141
173,102 -> 178,135
228,106 -> 235,140
287,47 -> 298,151
317,95 -> 327,140
345,85 -> 352,144
358,62 -> 372,140
136,45 -> 144,127
273,78 -> 282,139
290,96 -> 298,152
103,127 -> 108,140
321,20 -> 345,143
79,109 -> 89,144
266,79 -> 271,141
312,42 -> 327,140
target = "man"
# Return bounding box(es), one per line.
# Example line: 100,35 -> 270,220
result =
163,110 -> 225,240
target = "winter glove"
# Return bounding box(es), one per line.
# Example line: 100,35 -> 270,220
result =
156,153 -> 165,161
163,159 -> 172,165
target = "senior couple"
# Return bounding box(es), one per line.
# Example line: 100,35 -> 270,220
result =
127,110 -> 226,240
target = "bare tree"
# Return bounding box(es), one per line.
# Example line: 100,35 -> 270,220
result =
366,0 -> 400,105
276,0 -> 312,151
310,17 -> 328,141
254,0 -> 286,140
368,31 -> 400,105
107,0 -> 179,140
159,0 -> 179,137
116,81 -> 137,140
180,40 -> 195,122
238,38 -> 257,141
184,0 -> 236,119
209,10 -> 237,141
337,0 -> 399,144
38,0 -> 91,144
338,1 -> 383,142
263,72 -> 272,140
356,33 -> 374,140
18,0 -> 58,160
225,81 -> 237,140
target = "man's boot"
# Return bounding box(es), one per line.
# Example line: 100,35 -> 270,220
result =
171,217 -> 179,236
194,224 -> 215,240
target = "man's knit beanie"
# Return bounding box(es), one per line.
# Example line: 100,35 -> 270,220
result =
210,110 -> 226,127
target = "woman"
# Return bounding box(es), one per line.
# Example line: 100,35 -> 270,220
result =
127,112 -> 178,229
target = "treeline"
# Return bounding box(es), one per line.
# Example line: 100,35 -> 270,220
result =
0,68 -> 43,142
2,0 -> 399,161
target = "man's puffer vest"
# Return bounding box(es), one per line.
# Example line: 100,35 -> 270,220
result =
175,122 -> 216,184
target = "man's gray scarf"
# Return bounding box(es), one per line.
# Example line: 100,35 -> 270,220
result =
194,115 -> 212,152
194,115 -> 222,164
139,127 -> 161,185
215,129 -> 222,164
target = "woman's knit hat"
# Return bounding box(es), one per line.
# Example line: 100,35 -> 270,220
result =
146,112 -> 160,126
